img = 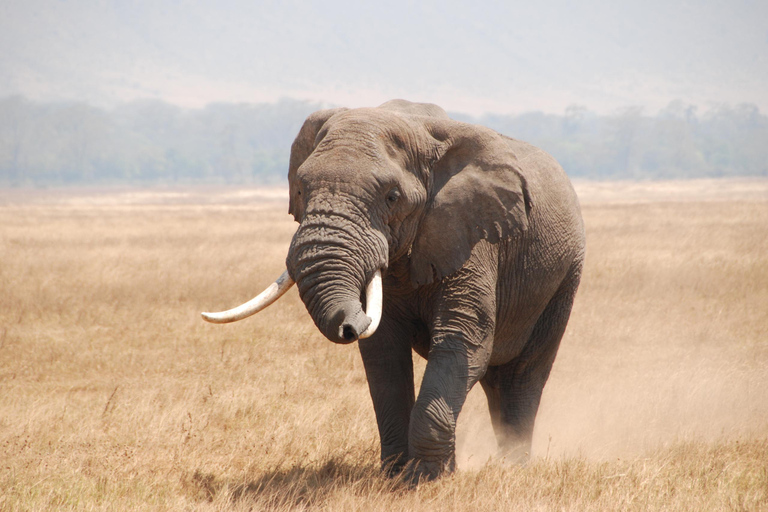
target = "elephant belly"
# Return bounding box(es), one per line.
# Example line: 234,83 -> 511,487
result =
489,239 -> 573,366
489,314 -> 540,366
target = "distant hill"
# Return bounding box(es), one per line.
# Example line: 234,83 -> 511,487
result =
1,1 -> 766,115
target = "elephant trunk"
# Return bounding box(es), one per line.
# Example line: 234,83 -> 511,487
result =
287,213 -> 387,344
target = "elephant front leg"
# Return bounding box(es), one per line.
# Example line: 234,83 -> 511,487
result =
358,326 -> 416,475
408,340 -> 490,481
408,244 -> 497,481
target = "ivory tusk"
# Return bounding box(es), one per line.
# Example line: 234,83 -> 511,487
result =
201,270 -> 295,324
359,269 -> 383,339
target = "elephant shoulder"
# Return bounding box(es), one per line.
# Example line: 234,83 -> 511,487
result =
499,136 -> 553,166
499,136 -> 572,186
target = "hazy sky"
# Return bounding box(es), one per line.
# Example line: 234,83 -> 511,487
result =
1,0 -> 766,115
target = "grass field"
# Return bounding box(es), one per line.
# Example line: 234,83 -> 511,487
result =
1,180 -> 767,511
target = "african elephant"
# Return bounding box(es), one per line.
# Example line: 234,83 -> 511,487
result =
202,99 -> 585,481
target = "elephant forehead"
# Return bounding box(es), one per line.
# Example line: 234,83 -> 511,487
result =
298,146 -> 397,186
321,110 -> 421,151
328,107 -> 409,132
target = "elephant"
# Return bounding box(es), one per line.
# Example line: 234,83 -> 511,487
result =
202,99 -> 585,481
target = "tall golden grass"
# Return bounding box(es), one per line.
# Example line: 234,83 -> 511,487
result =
1,181 -> 767,511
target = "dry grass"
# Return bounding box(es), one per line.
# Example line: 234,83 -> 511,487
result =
1,181 -> 767,511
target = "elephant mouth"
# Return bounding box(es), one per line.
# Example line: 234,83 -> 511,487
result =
201,269 -> 383,341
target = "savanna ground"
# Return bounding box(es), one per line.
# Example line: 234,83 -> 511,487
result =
1,179 -> 767,511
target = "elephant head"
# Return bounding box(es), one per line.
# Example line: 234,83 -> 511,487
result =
202,100 -> 529,344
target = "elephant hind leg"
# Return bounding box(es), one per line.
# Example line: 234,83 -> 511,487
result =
482,272 -> 580,463
480,366 -> 535,463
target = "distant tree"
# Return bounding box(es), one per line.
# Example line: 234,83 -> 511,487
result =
51,103 -> 112,183
0,96 -> 30,186
604,106 -> 645,179
0,96 -> 765,186
698,103 -> 768,176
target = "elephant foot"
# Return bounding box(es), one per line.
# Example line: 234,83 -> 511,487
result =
381,456 -> 408,478
498,442 -> 531,466
403,456 -> 455,484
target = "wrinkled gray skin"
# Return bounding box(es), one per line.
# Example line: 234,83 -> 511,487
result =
285,99 -> 584,481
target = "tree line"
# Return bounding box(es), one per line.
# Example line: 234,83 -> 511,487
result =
0,96 -> 766,186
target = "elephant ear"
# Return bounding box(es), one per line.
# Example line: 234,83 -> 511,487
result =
288,107 -> 348,218
409,122 -> 531,287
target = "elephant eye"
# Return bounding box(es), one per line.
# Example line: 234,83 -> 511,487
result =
386,188 -> 401,207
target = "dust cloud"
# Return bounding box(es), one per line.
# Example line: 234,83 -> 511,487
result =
457,179 -> 768,467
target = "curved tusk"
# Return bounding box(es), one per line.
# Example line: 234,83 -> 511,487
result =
201,270 -> 295,324
359,269 -> 383,339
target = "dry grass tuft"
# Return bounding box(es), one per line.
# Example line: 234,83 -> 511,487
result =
1,181 -> 767,511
